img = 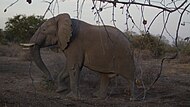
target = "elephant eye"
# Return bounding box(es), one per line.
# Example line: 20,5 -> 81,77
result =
40,26 -> 46,32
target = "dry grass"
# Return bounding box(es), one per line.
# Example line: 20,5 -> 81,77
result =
135,60 -> 161,89
177,54 -> 190,64
134,49 -> 153,60
1,44 -> 190,106
0,43 -> 31,61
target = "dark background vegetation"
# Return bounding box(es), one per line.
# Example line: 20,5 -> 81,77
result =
0,15 -> 45,44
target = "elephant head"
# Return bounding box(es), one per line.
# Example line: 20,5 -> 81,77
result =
21,13 -> 73,81
30,13 -> 72,49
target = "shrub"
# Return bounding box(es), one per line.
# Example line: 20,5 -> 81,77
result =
130,33 -> 170,58
0,43 -> 21,57
4,15 -> 45,43
177,38 -> 190,56
177,54 -> 190,64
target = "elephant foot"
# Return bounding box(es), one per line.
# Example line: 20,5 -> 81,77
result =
66,91 -> 80,100
129,97 -> 136,101
93,91 -> 106,99
129,88 -> 139,101
56,86 -> 68,93
130,94 -> 140,101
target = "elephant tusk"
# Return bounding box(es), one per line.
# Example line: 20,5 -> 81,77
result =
20,43 -> 35,50
22,47 -> 31,50
20,43 -> 35,47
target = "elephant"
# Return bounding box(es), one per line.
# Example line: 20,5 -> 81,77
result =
21,13 -> 137,100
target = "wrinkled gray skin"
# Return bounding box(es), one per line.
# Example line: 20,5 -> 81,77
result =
29,13 -> 136,100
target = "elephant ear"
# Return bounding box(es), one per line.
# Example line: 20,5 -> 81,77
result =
56,13 -> 72,50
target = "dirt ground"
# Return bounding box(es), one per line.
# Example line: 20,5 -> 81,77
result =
0,46 -> 190,107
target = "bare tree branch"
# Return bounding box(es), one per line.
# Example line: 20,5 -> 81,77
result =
95,0 -> 187,13
43,0 -> 56,18
175,3 -> 190,47
4,0 -> 19,12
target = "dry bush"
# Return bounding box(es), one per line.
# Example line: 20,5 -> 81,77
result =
134,49 -> 153,61
19,49 -> 32,61
177,54 -> 190,64
135,60 -> 160,88
134,49 -> 159,88
0,45 -> 8,56
0,43 -> 31,61
0,44 -> 21,57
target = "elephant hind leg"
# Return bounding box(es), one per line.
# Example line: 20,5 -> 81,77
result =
129,79 -> 136,101
66,63 -> 82,98
93,74 -> 110,98
120,73 -> 136,100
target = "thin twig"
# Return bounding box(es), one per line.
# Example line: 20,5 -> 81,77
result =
92,0 -> 113,43
4,0 -> 19,12
43,0 -> 55,18
79,0 -> 86,19
160,12 -> 170,41
147,10 -> 164,32
175,3 -> 190,48
28,61 -> 37,99
111,5 -> 116,27
95,0 -> 187,13
76,0 -> 80,19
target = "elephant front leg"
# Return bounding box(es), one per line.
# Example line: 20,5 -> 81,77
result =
67,64 -> 81,99
56,70 -> 70,93
129,80 -> 137,101
93,74 -> 110,98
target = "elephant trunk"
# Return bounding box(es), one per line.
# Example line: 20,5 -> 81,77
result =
30,45 -> 54,81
